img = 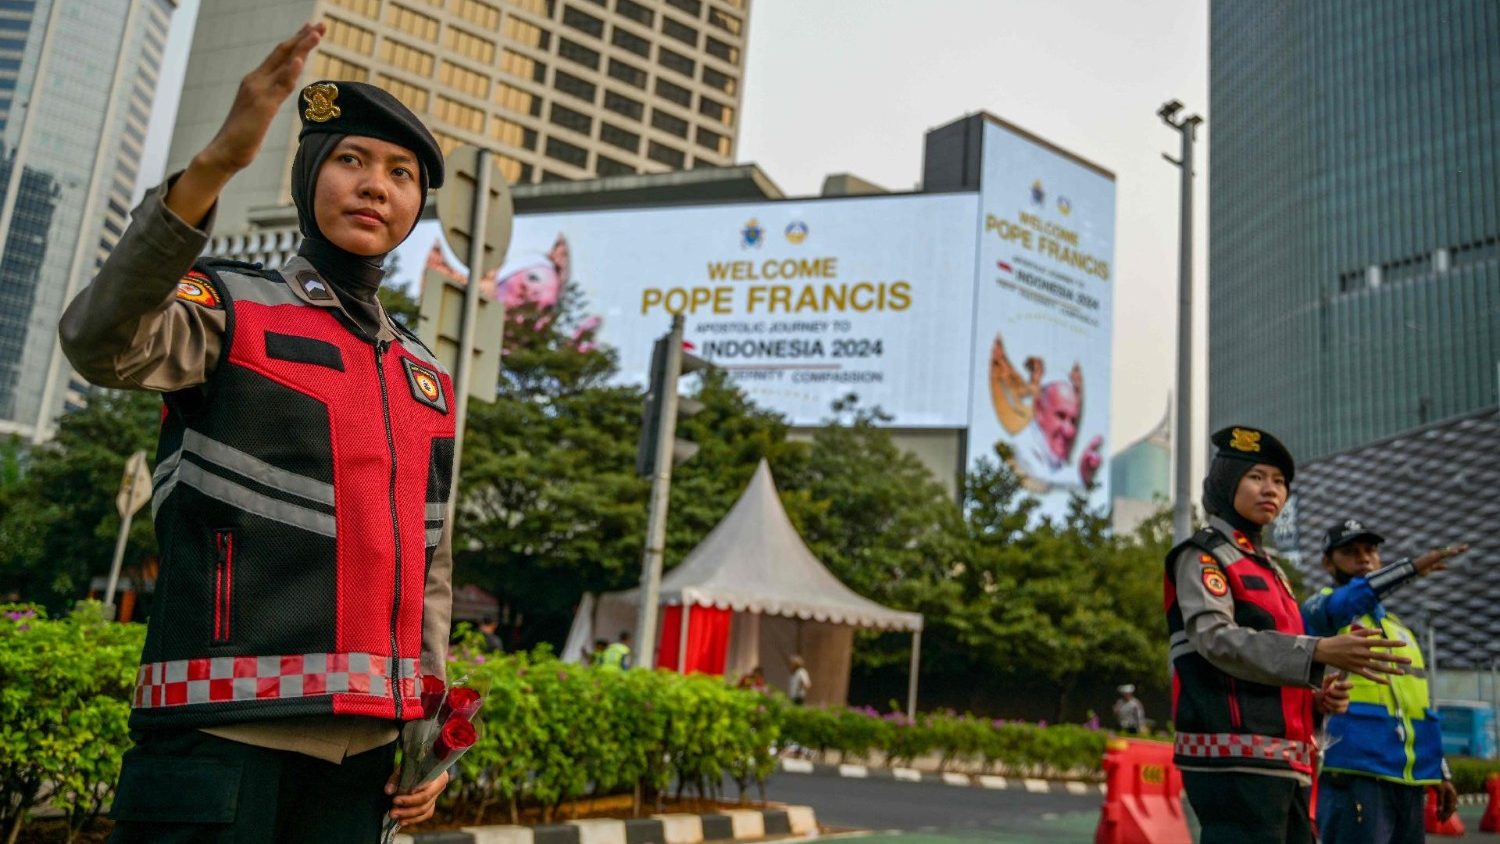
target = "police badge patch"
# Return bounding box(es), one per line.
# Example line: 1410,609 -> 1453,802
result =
402,358 -> 447,414
174,270 -> 222,309
1202,568 -> 1229,597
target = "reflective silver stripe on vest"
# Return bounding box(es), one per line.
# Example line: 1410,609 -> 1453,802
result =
1174,731 -> 1316,769
132,653 -> 421,708
426,502 -> 446,521
425,527 -> 443,548
1169,630 -> 1193,662
182,429 -> 333,505
151,430 -> 334,534
178,461 -> 335,536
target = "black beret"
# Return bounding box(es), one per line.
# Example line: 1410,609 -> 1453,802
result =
1210,425 -> 1295,484
297,80 -> 444,189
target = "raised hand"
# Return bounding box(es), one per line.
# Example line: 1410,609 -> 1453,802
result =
1414,543 -> 1468,577
165,22 -> 324,227
1312,627 -> 1411,684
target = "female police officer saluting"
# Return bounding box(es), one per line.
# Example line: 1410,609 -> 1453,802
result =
60,23 -> 456,841
1165,427 -> 1411,844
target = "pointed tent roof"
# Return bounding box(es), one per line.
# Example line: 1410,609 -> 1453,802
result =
644,460 -> 922,632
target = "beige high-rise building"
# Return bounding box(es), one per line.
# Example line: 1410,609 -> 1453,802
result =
167,0 -> 749,236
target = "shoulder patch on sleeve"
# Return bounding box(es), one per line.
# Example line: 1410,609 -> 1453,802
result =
175,270 -> 222,309
1199,553 -> 1216,566
1201,567 -> 1230,597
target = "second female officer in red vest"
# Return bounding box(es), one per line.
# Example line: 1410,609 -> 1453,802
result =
1165,427 -> 1412,844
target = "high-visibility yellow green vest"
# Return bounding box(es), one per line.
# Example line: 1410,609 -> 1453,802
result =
1319,591 -> 1445,785
598,642 -> 630,670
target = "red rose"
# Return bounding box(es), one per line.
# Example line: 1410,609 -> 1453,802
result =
438,686 -> 482,722
433,716 -> 477,759
419,675 -> 445,717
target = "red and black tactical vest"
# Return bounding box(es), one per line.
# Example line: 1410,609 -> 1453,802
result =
131,259 -> 455,730
1164,527 -> 1316,776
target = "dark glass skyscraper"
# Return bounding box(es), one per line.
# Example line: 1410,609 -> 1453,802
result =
1208,1 -> 1500,458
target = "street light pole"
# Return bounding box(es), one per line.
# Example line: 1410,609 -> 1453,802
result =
1159,100 -> 1203,544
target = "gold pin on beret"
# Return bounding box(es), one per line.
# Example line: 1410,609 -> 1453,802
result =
302,82 -> 341,123
1229,427 -> 1262,453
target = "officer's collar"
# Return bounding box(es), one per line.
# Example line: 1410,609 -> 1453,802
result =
1208,515 -> 1269,558
279,256 -> 399,342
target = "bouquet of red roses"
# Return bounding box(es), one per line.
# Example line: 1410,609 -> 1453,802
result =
381,676 -> 483,843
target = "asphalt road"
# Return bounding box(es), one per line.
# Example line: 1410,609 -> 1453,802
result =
759,770 -> 1102,839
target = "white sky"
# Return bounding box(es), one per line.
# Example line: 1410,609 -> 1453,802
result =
144,0 -> 1211,474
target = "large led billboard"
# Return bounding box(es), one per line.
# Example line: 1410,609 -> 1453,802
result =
395,193 -> 982,426
966,121 -> 1117,515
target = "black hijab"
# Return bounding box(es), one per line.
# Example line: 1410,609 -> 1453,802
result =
290,133 -> 427,338
1201,456 -> 1267,546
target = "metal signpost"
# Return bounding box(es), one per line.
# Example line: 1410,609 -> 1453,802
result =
103,449 -> 151,619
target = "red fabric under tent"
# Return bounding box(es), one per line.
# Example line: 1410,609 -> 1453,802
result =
654,605 -> 732,674
572,460 -> 925,713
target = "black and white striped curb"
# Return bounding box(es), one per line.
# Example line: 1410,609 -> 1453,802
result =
776,758 -> 1105,796
396,806 -> 817,843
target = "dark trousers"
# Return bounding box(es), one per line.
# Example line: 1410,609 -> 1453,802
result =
108,729 -> 396,844
1315,772 -> 1425,844
1182,770 -> 1313,844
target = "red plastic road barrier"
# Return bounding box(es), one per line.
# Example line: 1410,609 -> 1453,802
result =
1425,785 -> 1467,837
1481,772 -> 1500,833
1094,738 -> 1191,844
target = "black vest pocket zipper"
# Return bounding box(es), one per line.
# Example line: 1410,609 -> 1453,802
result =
1226,677 -> 1243,730
212,530 -> 234,644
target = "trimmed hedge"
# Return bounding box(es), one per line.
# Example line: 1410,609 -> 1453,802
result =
1449,756 -> 1500,796
0,605 -> 1125,837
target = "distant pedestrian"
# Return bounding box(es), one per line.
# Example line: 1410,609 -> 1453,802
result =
478,616 -> 505,653
590,638 -> 608,666
598,631 -> 631,669
737,666 -> 768,693
788,655 -> 811,705
1112,685 -> 1145,734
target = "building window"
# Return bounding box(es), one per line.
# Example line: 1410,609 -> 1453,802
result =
607,57 -> 647,88
545,135 -> 588,167
501,49 -> 548,83
553,69 -> 597,103
661,17 -> 697,47
444,27 -> 498,63
457,0 -> 501,28
325,16 -> 375,53
600,121 -> 640,153
385,4 -> 440,42
647,140 -> 685,168
495,81 -> 543,116
657,46 -> 694,78
434,95 -> 487,134
492,115 -> 538,149
496,153 -> 527,183
558,38 -> 600,69
653,77 -> 690,107
650,108 -> 688,138
540,169 -> 570,182
562,5 -> 605,38
549,102 -> 593,135
595,153 -> 633,177
328,0 -> 380,20
603,89 -> 643,121
439,61 -> 491,98
698,96 -> 733,126
501,16 -> 551,50
705,36 -> 738,64
378,40 -> 436,76
614,0 -> 652,26
696,125 -> 730,156
610,26 -> 650,57
311,53 -> 369,82
508,0 -> 555,17
706,7 -> 741,35
377,74 -> 430,111
701,66 -> 736,95
664,0 -> 701,17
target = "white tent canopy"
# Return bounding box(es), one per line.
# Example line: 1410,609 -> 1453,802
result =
589,460 -> 924,713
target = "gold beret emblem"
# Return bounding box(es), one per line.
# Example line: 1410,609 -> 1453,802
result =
1229,427 -> 1261,453
302,82 -> 341,123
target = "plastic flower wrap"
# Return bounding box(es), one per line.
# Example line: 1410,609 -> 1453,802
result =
381,677 -> 483,843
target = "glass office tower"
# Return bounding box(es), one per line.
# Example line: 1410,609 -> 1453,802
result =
1208,1 -> 1499,458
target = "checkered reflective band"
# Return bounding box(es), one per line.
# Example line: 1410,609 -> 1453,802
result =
1174,732 -> 1316,769
132,653 -> 420,708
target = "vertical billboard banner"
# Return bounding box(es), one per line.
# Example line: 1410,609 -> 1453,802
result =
967,121 -> 1116,516
404,194 -> 980,427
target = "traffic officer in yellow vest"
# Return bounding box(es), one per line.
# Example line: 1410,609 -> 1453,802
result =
1301,520 -> 1469,843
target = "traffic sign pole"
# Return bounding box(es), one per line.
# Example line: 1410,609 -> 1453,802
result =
446,148 -> 494,527
104,449 -> 151,620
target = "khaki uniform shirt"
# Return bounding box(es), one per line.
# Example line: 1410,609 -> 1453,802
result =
59,179 -> 453,763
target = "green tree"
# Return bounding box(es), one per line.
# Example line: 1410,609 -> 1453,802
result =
0,389 -> 160,610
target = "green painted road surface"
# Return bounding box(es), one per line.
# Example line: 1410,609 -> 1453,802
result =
848,804 -> 1500,843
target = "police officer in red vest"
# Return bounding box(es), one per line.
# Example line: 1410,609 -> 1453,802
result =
61,24 -> 456,841
1166,426 -> 1412,844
